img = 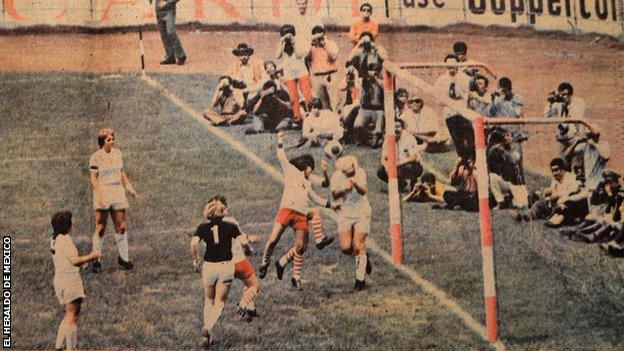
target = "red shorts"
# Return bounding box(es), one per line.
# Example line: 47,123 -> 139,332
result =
234,259 -> 255,280
275,208 -> 309,233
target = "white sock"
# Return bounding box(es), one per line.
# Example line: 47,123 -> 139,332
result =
54,317 -> 67,349
92,234 -> 105,255
114,233 -> 129,261
355,252 -> 367,281
65,324 -> 78,350
205,301 -> 225,333
203,298 -> 214,331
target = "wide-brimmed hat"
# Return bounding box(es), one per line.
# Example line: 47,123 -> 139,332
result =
602,170 -> 621,182
232,43 -> 254,56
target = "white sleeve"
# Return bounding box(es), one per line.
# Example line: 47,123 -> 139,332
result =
89,153 -> 99,172
309,174 -> 324,187
330,172 -> 343,193
355,168 -> 368,188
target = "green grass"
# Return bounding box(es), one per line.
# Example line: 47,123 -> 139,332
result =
150,72 -> 624,350
4,72 -> 490,350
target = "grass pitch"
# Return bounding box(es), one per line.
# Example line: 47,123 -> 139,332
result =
3,71 -> 623,350
4,72 -> 488,350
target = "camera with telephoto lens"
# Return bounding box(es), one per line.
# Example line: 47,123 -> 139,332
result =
547,91 -> 565,104
490,89 -> 502,101
515,131 -> 529,143
346,66 -> 356,83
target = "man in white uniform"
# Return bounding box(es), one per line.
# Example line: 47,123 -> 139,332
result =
331,155 -> 372,290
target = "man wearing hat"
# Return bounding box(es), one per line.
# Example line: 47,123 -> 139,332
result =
349,3 -> 379,46
154,0 -> 186,65
227,43 -> 264,107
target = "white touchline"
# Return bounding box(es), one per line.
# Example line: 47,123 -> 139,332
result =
141,74 -> 506,351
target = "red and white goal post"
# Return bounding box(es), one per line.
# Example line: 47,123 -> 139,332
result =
381,59 -> 597,343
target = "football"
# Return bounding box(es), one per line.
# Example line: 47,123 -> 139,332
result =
323,140 -> 343,160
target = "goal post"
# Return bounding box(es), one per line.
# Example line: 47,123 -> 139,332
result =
382,59 -> 598,344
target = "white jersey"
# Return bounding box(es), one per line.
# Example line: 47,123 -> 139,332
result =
434,72 -> 469,118
223,216 -> 246,263
302,110 -> 343,140
413,106 -> 440,135
89,148 -> 124,186
278,148 -> 314,214
330,166 -> 371,218
52,234 -> 80,277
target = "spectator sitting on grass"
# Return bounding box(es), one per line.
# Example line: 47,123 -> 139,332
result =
244,61 -> 290,113
245,80 -> 293,134
487,129 -> 528,209
403,172 -> 446,203
204,76 -> 247,126
301,98 -> 344,147
435,157 -> 479,212
514,157 -> 581,223
564,170 -> 623,247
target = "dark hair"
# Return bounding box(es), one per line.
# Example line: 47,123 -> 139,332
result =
218,75 -> 231,83
498,77 -> 512,91
263,60 -> 276,70
444,54 -> 458,63
475,74 -> 489,86
421,172 -> 436,184
550,158 -> 566,169
395,118 -> 406,129
409,98 -> 424,105
367,62 -> 381,72
310,98 -> 323,109
97,129 -> 114,148
488,129 -> 504,145
452,41 -> 467,55
311,25 -> 324,35
557,82 -> 573,95
359,31 -> 374,41
290,154 -> 315,172
262,80 -> 277,91
51,211 -> 72,238
360,2 -> 373,11
280,24 -> 296,37
395,88 -> 409,98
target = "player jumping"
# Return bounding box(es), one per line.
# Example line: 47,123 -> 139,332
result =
258,132 -> 334,290
331,155 -> 372,290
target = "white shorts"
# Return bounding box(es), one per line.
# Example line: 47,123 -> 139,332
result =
338,215 -> 371,234
93,185 -> 129,211
201,261 -> 234,286
53,275 -> 85,305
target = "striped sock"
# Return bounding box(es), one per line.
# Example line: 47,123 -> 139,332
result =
279,247 -> 296,267
261,244 -> 275,265
114,233 -> 130,261
311,212 -> 324,244
240,286 -> 258,309
293,252 -> 304,281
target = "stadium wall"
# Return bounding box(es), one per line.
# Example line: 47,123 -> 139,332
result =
0,0 -> 622,38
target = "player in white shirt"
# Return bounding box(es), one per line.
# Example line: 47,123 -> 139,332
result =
331,156 -> 373,290
302,98 -> 344,146
50,211 -> 101,350
89,128 -> 138,273
258,132 -> 334,290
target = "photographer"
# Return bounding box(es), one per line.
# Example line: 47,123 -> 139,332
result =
276,24 -> 313,127
377,119 -> 424,192
544,82 -> 587,153
204,76 -> 246,126
466,74 -> 490,116
226,43 -> 264,106
407,97 -> 450,153
347,31 -> 388,80
437,157 -> 480,212
245,80 -> 293,134
302,98 -> 344,147
307,26 -> 340,111
403,172 -> 446,203
244,61 -> 290,113
563,125 -> 611,195
336,64 -> 362,144
487,129 -> 528,209
354,62 -> 384,148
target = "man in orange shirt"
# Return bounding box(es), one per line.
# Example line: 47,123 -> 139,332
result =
349,3 -> 379,46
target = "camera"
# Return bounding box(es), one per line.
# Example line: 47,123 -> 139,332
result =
515,131 -> 529,143
346,66 -> 356,83
547,91 -> 565,104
